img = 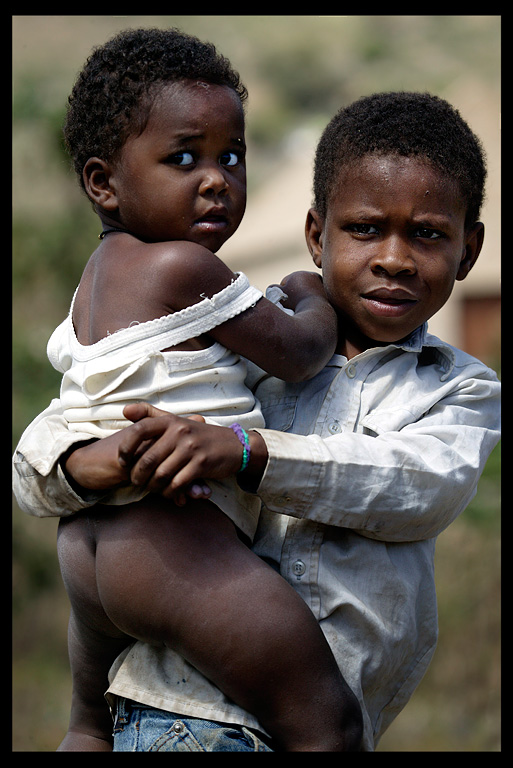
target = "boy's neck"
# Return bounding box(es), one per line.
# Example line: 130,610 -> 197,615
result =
336,327 -> 382,360
337,323 -> 416,360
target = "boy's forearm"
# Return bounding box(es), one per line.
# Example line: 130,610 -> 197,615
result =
12,399 -> 108,517
253,417 -> 500,543
13,447 -> 106,518
62,431 -> 130,492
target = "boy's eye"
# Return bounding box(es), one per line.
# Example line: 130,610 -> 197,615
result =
220,151 -> 241,167
348,223 -> 379,236
415,227 -> 444,240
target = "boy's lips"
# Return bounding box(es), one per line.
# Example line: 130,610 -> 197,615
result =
361,287 -> 419,318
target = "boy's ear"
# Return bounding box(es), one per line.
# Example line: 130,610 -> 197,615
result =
456,221 -> 485,281
305,208 -> 325,268
82,157 -> 119,212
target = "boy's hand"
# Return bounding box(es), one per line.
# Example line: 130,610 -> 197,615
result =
61,409 -> 212,503
120,403 -> 268,502
62,432 -> 133,492
119,404 -> 244,503
62,404 -> 268,504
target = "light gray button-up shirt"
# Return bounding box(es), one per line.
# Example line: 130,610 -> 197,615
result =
12,324 -> 501,750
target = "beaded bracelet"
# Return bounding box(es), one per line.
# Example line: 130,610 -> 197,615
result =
229,423 -> 251,473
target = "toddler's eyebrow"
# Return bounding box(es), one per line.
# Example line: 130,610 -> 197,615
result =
173,131 -> 206,144
171,133 -> 246,148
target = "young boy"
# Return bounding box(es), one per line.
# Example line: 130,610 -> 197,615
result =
14,91 -> 500,751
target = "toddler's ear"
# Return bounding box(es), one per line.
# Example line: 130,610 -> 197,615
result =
305,208 -> 325,268
82,158 -> 118,212
456,222 -> 485,281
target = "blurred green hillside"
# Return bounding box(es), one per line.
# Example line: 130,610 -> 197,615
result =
13,15 -> 500,751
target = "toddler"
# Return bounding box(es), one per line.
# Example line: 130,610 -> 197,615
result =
43,28 -> 361,751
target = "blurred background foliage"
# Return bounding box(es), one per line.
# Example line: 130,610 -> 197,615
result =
13,15 -> 500,751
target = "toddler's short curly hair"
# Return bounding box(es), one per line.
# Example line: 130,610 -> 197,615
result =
313,91 -> 486,229
63,27 -> 248,189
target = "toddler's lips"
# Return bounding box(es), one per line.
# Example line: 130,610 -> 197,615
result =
193,214 -> 229,234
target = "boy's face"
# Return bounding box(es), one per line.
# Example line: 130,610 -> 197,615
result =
102,81 -> 247,252
306,155 -> 484,358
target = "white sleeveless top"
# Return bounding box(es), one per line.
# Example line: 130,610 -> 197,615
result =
46,272 -> 265,539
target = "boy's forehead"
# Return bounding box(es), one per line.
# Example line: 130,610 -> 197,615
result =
332,154 -> 463,212
339,154 -> 442,183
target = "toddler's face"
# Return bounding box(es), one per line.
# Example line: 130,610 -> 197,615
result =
107,80 -> 247,252
307,155 -> 483,358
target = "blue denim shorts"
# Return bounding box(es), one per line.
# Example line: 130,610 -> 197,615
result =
112,697 -> 274,752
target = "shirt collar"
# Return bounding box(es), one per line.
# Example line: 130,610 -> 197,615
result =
391,323 -> 456,380
394,322 -> 427,352
329,323 -> 456,380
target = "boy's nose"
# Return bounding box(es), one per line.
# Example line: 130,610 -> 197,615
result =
371,236 -> 416,276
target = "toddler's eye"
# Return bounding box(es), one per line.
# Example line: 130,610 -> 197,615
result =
169,151 -> 195,166
220,151 -> 240,167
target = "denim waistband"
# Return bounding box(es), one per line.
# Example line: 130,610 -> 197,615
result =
112,697 -> 274,752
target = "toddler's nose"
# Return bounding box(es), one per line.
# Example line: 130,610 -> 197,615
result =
199,165 -> 228,196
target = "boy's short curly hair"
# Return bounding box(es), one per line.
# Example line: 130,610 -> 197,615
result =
313,91 -> 487,229
63,27 -> 248,189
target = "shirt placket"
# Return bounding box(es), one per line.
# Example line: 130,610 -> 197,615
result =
316,357 -> 374,437
278,354 -> 381,617
279,516 -> 324,619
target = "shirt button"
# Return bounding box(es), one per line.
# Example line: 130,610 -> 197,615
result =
292,559 -> 306,578
346,363 -> 357,378
328,420 -> 341,434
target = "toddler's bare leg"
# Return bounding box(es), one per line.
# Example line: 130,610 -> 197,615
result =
57,515 -> 132,751
59,496 -> 362,751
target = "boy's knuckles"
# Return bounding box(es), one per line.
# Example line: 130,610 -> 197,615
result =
152,465 -> 173,483
135,451 -> 159,472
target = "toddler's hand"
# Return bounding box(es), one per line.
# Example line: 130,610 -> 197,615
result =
277,271 -> 326,310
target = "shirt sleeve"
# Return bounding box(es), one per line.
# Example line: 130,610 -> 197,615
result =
254,369 -> 501,542
12,399 -> 107,517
